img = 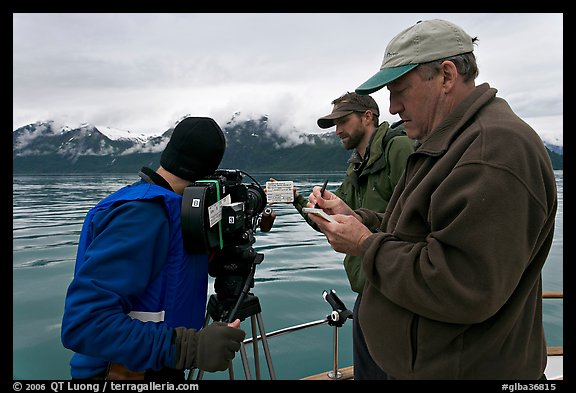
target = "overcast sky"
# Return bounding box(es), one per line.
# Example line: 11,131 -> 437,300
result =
13,13 -> 563,143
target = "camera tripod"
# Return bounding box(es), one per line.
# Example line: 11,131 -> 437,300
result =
189,257 -> 276,380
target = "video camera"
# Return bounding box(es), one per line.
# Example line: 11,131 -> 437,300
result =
181,169 -> 268,319
181,169 -> 266,253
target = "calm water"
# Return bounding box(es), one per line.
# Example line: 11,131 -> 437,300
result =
12,171 -> 563,380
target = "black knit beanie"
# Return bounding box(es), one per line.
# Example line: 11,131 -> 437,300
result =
160,117 -> 226,181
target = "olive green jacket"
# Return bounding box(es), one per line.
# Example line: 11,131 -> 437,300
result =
294,122 -> 414,292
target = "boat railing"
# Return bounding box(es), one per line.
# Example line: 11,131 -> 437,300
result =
240,290 -> 563,380
543,291 -> 563,358
243,318 -> 329,344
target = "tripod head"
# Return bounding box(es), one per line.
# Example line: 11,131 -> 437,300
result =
208,230 -> 264,323
198,243 -> 276,381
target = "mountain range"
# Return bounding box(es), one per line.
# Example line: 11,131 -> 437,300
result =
12,114 -> 563,174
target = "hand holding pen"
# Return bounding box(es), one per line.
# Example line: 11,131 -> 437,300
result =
309,180 -> 356,218
314,179 -> 328,208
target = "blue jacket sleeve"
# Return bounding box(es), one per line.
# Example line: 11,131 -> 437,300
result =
61,200 -> 175,371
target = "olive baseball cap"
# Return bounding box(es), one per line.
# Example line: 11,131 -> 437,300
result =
317,92 -> 380,129
356,19 -> 475,95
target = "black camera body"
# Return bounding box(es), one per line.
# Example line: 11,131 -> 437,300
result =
181,169 -> 266,254
181,169 -> 267,309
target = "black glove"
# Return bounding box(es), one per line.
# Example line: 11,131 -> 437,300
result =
173,322 -> 246,372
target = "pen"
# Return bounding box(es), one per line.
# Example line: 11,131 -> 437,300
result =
314,179 -> 329,208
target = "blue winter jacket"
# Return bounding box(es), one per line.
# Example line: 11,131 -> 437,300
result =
61,180 -> 209,378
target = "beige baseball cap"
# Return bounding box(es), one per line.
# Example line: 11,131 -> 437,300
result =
356,19 -> 475,95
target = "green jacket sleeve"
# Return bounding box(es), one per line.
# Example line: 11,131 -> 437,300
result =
387,136 -> 415,187
293,193 -> 321,232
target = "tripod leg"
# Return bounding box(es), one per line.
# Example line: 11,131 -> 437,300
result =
251,315 -> 261,379
228,360 -> 235,380
255,312 -> 277,380
239,341 -> 252,380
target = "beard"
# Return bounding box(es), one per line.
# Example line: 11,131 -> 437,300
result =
340,127 -> 365,151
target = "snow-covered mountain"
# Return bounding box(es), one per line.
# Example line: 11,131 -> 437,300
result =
94,125 -> 150,144
13,116 -> 563,173
12,116 -> 351,173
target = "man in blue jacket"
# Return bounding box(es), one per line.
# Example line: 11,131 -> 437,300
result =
61,117 -> 246,380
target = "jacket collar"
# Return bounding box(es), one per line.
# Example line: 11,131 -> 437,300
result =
138,166 -> 174,192
347,123 -> 389,168
417,83 -> 496,155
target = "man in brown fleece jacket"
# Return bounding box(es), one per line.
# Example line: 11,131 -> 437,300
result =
306,19 -> 557,379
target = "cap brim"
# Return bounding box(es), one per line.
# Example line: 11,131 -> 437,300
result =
355,64 -> 418,95
317,110 -> 354,129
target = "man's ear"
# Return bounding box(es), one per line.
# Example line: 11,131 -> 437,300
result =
440,60 -> 459,93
